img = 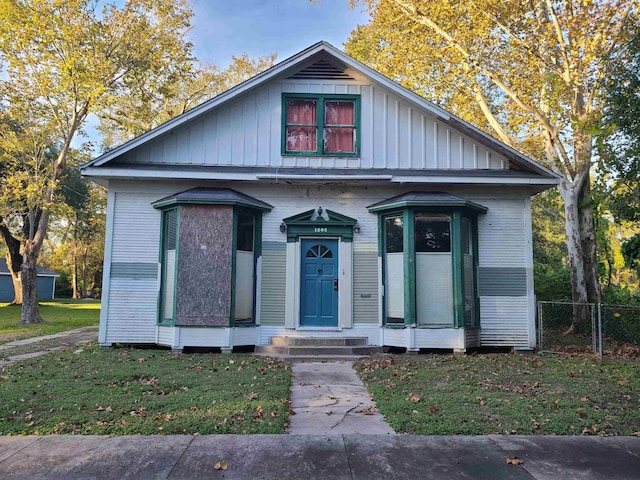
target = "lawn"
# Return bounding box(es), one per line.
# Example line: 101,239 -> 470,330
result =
356,353 -> 640,436
0,299 -> 100,345
0,346 -> 292,435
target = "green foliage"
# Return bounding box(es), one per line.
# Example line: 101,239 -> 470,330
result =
622,234 -> 640,277
532,191 -> 571,300
0,349 -> 291,435
0,299 -> 100,344
356,354 -> 640,435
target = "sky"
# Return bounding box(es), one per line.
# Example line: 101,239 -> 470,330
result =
189,0 -> 370,67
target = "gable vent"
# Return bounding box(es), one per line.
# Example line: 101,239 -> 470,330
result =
288,59 -> 355,80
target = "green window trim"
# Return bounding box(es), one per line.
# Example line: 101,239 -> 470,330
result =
378,206 -> 483,329
154,203 -> 265,328
281,93 -> 361,157
230,208 -> 263,327
157,208 -> 179,326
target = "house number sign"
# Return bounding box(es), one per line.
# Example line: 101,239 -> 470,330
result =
314,227 -> 328,233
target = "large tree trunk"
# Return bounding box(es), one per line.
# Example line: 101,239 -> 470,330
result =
0,222 -> 23,305
19,251 -> 45,325
19,211 -> 49,325
557,178 -> 592,333
578,181 -> 601,303
72,245 -> 79,299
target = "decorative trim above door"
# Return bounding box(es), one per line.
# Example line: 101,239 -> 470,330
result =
282,207 -> 358,242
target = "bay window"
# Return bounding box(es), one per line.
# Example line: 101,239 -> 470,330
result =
370,192 -> 486,329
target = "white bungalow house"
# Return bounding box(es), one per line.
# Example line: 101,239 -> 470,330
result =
81,42 -> 558,353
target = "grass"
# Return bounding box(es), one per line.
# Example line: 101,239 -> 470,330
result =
0,299 -> 100,345
0,345 -> 292,435
356,353 -> 640,436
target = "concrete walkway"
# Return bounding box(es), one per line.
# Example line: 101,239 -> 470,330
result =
1,434 -> 639,479
289,361 -> 394,434
0,326 -> 98,367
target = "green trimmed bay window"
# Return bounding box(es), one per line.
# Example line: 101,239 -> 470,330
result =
153,188 -> 271,327
370,192 -> 486,329
282,94 -> 360,156
160,208 -> 178,324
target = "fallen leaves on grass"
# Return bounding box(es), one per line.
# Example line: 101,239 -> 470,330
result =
407,393 -> 421,403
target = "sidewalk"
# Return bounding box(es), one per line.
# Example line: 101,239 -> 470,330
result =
0,326 -> 98,367
0,434 -> 639,479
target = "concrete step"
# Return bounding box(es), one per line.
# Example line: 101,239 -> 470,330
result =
275,354 -> 370,362
269,336 -> 368,347
255,345 -> 383,357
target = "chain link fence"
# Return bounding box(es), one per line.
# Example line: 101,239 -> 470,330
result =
537,301 -> 640,357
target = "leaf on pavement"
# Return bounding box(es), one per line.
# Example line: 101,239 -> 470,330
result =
214,460 -> 229,470
506,456 -> 523,465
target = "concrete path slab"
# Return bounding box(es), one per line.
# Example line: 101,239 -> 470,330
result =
0,436 -> 39,463
489,435 -> 640,480
0,435 -> 192,480
344,435 -> 534,480
288,361 -> 395,435
168,434 -> 351,480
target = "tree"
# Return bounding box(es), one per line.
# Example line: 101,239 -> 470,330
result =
98,53 -> 277,148
56,167 -> 106,298
601,18 -> 640,287
0,110 -> 54,306
0,0 -> 194,323
342,0 -> 636,329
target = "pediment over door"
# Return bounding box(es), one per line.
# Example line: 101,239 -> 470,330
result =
282,207 -> 358,242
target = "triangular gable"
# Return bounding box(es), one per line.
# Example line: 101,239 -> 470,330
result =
83,41 -> 557,179
282,207 -> 358,242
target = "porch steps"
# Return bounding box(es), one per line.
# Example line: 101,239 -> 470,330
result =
254,336 -> 383,361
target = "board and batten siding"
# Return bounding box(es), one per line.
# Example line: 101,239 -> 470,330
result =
116,80 -> 508,172
474,197 -> 532,348
104,191 -> 165,344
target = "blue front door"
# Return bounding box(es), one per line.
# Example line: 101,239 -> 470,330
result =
300,239 -> 338,327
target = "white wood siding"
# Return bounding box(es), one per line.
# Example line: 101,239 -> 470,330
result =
117,80 -> 508,171
105,189 -> 172,344
479,297 -> 530,347
102,181 -> 534,348
472,196 -> 531,348
106,277 -> 157,343
476,198 -> 527,268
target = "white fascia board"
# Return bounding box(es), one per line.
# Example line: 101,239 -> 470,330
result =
255,174 -> 393,181
81,167 -> 259,182
390,175 -> 559,186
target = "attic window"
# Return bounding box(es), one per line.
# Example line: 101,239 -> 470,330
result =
282,94 -> 359,157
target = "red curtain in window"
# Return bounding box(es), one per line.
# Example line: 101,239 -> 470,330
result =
324,101 -> 355,153
286,99 -> 317,151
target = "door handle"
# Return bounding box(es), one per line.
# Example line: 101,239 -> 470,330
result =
334,278 -> 339,291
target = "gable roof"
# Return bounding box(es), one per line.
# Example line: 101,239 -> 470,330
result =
0,259 -> 59,277
83,41 -> 557,180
